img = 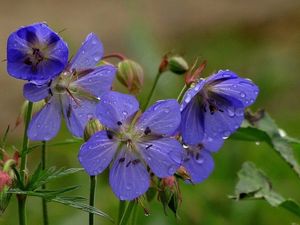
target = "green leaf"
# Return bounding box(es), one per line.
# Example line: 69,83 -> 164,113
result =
27,166 -> 83,190
230,127 -> 272,144
230,111 -> 300,177
27,138 -> 82,153
8,186 -> 79,199
52,196 -> 113,223
231,162 -> 300,217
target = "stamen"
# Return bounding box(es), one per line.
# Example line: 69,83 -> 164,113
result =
106,130 -> 114,139
126,161 -> 131,167
66,88 -> 81,106
145,144 -> 152,150
144,127 -> 151,135
117,121 -> 122,126
132,159 -> 140,165
119,157 -> 125,163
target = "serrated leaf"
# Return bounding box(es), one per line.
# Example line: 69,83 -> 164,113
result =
230,111 -> 300,177
231,162 -> 300,217
8,186 -> 79,199
52,196 -> 113,222
27,166 -> 83,190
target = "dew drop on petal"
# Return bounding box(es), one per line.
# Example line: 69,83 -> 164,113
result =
94,56 -> 101,62
222,130 -> 231,139
227,107 -> 235,117
240,92 -> 246,98
122,111 -> 128,116
184,93 -> 192,103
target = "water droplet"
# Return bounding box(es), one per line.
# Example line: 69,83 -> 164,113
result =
255,142 -> 260,146
122,111 -> 128,116
184,93 -> 192,103
222,130 -> 231,139
278,129 -> 287,137
227,107 -> 235,117
94,56 -> 101,62
92,40 -> 97,45
194,84 -> 201,91
240,92 -> 246,98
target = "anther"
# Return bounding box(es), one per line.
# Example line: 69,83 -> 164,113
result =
144,127 -> 151,135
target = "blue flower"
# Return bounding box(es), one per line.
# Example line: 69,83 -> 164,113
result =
181,138 -> 224,184
7,22 -> 68,83
24,33 -> 116,141
180,70 -> 259,145
78,91 -> 183,200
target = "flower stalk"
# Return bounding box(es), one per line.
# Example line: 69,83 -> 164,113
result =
89,176 -> 97,225
41,141 -> 49,225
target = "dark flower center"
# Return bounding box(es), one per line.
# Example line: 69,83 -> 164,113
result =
24,47 -> 45,69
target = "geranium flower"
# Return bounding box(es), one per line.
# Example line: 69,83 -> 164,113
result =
7,22 -> 68,83
180,70 -> 259,145
78,91 -> 183,200
24,33 -> 116,140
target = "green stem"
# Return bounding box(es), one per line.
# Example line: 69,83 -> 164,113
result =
18,101 -> 33,225
118,201 -> 136,225
20,101 -> 33,182
130,203 -> 138,225
89,176 -> 97,225
41,141 -> 49,225
176,84 -> 188,103
118,200 -> 126,224
18,195 -> 27,225
142,71 -> 162,111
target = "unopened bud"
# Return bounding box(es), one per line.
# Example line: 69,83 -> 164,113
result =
168,56 -> 189,75
176,166 -> 191,181
117,59 -> 144,94
162,176 -> 176,188
84,118 -> 104,141
0,171 -> 11,192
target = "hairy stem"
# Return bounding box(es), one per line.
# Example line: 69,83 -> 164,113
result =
18,101 -> 33,225
142,71 -> 161,111
17,195 -> 27,225
177,84 -> 188,103
89,176 -> 97,225
41,141 -> 49,225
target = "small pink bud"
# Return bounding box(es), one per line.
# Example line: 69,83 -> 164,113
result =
162,176 -> 176,188
0,171 -> 11,192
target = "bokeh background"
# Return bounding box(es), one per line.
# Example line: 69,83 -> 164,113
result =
1,0 -> 300,224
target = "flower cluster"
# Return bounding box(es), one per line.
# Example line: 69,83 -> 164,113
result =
7,23 -> 259,201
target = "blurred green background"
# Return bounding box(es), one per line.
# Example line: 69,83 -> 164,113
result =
1,0 -> 300,224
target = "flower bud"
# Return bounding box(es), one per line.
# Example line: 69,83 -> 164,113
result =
116,59 -> 144,94
0,171 -> 12,214
176,166 -> 192,181
84,118 -> 104,141
168,56 -> 189,75
161,176 -> 176,189
0,171 -> 11,192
